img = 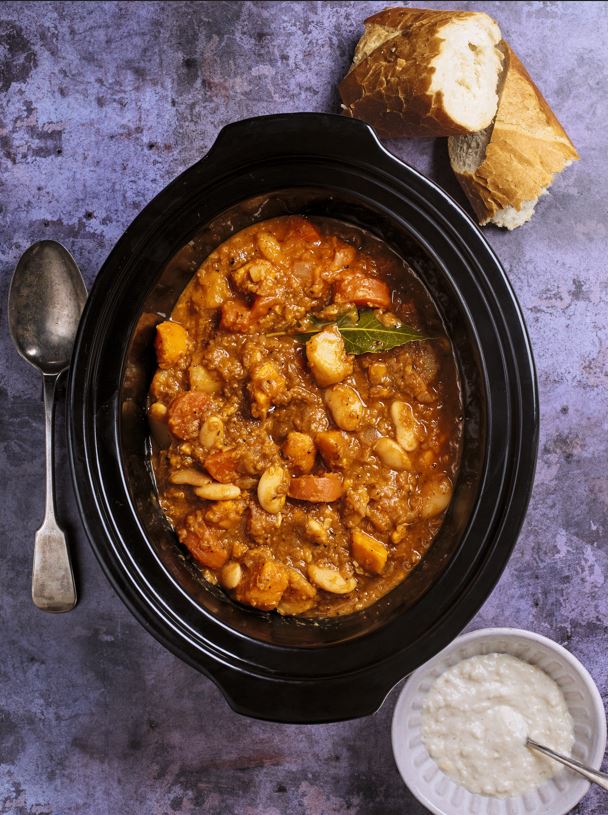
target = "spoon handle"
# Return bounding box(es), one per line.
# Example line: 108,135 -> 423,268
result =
527,738 -> 608,791
32,374 -> 77,612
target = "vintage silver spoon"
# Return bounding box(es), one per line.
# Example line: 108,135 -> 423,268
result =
527,738 -> 608,791
8,240 -> 87,612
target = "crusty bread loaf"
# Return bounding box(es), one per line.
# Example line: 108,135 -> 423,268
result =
339,7 -> 505,138
448,47 -> 580,229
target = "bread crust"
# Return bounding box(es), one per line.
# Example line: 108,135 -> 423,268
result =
339,7 -> 501,138
449,46 -> 580,224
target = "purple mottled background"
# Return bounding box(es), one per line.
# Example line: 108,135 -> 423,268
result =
1,2 -> 607,813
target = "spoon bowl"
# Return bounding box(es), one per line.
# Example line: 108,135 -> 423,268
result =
9,240 -> 87,375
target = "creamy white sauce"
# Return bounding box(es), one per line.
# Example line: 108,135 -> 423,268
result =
421,653 -> 575,797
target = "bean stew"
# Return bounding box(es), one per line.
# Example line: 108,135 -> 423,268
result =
148,215 -> 462,617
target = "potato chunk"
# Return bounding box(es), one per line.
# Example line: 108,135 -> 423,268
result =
257,232 -> 283,263
351,529 -> 388,574
196,268 -> 231,307
205,499 -> 246,529
248,361 -> 287,418
232,258 -> 277,295
189,365 -> 222,394
154,321 -> 190,369
315,431 -> 351,469
236,554 -> 289,610
305,326 -> 353,387
282,432 -> 316,474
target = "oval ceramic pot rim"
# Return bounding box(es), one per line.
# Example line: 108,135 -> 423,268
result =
68,113 -> 539,721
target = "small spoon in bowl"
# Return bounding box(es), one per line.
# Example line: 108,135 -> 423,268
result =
8,241 -> 87,612
527,738 -> 608,790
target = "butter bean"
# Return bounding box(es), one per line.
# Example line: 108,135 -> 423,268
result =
199,415 -> 224,450
373,437 -> 411,471
194,483 -> 241,501
308,564 -> 356,595
325,384 -> 365,431
391,400 -> 420,452
169,468 -> 211,487
257,464 -> 289,514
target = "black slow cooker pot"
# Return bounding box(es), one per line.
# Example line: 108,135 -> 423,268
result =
68,113 -> 538,723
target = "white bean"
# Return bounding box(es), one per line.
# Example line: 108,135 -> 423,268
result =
194,483 -> 241,501
306,326 -> 353,387
418,477 -> 453,519
324,384 -> 365,431
373,437 -> 411,471
220,562 -> 242,589
391,400 -> 420,452
169,468 -> 211,487
257,464 -> 288,514
199,415 -> 224,449
307,564 -> 356,594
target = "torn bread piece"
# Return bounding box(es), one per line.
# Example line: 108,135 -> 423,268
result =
339,7 -> 504,138
448,47 -> 580,229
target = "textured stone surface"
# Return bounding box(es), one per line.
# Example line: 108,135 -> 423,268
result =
1,2 -> 606,813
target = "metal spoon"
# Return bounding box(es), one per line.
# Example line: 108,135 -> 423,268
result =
8,240 -> 87,612
527,738 -> 608,791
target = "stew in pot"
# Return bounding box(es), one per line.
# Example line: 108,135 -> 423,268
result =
148,215 -> 462,617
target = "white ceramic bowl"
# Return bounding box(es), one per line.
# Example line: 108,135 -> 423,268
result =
392,627 -> 606,815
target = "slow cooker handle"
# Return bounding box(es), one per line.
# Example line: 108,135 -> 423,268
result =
212,665 -> 394,724
203,112 -> 388,169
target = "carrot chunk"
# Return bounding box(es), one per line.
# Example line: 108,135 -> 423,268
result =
334,275 -> 391,308
287,216 -> 321,243
204,449 -> 240,483
167,392 -> 210,440
288,473 -> 344,502
351,529 -> 388,574
250,295 -> 279,321
220,299 -> 253,332
179,513 -> 230,569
